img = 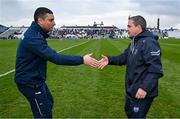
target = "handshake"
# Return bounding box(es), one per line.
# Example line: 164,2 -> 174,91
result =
83,53 -> 109,69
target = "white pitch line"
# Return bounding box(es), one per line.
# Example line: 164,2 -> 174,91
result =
0,69 -> 15,78
161,43 -> 180,47
57,40 -> 90,53
0,40 -> 90,78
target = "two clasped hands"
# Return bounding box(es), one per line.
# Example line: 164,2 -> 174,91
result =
83,53 -> 147,99
83,53 -> 108,69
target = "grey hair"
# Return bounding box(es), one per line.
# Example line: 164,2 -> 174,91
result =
129,15 -> 147,31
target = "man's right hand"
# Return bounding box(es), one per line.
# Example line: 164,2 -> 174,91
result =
83,53 -> 99,68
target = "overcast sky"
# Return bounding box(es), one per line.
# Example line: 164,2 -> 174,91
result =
0,0 -> 179,29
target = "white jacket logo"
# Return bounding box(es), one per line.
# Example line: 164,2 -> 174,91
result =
151,50 -> 160,56
134,49 -> 138,55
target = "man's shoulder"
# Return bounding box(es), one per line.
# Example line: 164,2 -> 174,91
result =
141,36 -> 158,45
140,37 -> 160,52
22,29 -> 44,47
24,27 -> 43,39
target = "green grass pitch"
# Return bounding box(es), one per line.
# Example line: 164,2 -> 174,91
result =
0,38 -> 180,118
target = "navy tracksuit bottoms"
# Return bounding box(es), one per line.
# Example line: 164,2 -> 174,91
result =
125,95 -> 154,118
17,83 -> 54,118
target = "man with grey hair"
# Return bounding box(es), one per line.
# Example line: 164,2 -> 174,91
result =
98,15 -> 163,118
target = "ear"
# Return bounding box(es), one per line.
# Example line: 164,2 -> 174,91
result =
37,17 -> 44,25
137,24 -> 143,32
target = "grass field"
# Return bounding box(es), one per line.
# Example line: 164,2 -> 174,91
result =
0,38 -> 180,118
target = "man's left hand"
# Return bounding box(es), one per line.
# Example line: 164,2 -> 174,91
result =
135,88 -> 147,99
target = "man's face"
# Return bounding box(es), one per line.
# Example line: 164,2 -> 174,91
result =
127,19 -> 141,37
38,13 -> 56,33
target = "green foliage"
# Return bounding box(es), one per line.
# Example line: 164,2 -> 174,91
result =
0,38 -> 180,118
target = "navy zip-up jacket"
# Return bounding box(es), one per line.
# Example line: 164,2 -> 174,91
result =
108,30 -> 163,98
14,21 -> 83,85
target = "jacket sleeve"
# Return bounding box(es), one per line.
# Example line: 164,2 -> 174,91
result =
140,73 -> 161,93
108,47 -> 129,66
24,38 -> 83,65
140,38 -> 163,93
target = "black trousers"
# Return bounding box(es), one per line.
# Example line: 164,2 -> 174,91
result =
17,83 -> 54,118
125,95 -> 154,118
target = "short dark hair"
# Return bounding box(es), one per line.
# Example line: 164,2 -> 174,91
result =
129,15 -> 147,31
34,7 -> 53,23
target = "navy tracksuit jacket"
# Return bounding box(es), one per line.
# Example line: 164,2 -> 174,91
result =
14,21 -> 83,86
108,30 -> 163,98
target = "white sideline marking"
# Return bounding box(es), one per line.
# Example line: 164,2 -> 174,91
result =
161,43 -> 180,47
57,40 -> 89,53
0,40 -> 90,78
0,69 -> 15,78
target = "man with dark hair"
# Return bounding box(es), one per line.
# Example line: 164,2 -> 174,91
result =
34,7 -> 53,23
14,7 -> 99,118
98,15 -> 163,118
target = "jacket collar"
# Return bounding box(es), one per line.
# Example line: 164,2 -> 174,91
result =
133,30 -> 156,41
30,21 -> 49,38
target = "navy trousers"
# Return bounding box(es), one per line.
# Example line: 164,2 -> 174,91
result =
125,95 -> 154,118
17,83 -> 54,118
